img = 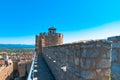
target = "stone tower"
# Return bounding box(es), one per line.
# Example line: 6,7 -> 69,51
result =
35,27 -> 63,55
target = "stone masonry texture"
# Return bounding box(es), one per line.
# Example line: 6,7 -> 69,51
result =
36,27 -> 120,80
42,40 -> 111,80
36,27 -> 63,55
18,61 -> 32,77
0,63 -> 13,80
108,36 -> 120,80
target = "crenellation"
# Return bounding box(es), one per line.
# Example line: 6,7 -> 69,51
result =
35,27 -> 63,55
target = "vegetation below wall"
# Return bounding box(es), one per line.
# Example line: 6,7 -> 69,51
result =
0,48 -> 34,53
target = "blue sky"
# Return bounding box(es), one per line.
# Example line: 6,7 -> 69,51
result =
0,0 -> 120,44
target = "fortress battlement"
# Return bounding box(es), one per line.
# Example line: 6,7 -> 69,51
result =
35,27 -> 120,80
39,32 -> 63,38
35,27 -> 63,55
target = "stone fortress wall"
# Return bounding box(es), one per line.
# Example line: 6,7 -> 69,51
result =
0,63 -> 13,80
42,40 -> 111,80
18,61 -> 32,77
36,27 -> 120,80
108,36 -> 120,80
0,60 -> 32,80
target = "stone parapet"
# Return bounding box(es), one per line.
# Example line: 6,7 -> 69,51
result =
42,40 -> 111,80
0,64 -> 13,80
18,61 -> 32,77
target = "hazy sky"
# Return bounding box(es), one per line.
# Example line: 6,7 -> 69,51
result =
0,0 -> 120,44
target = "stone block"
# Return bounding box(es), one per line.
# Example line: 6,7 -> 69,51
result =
75,50 -> 80,57
96,59 -> 110,68
74,57 -> 79,66
96,69 -> 110,77
112,42 -> 120,48
98,48 -> 111,58
112,49 -> 120,63
67,55 -> 74,65
80,58 -> 90,69
111,63 -> 120,79
82,48 -> 99,58
81,70 -> 96,79
112,49 -> 118,62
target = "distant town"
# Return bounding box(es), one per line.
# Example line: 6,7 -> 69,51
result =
0,45 -> 34,80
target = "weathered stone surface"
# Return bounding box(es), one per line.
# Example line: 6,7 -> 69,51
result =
108,36 -> 120,80
96,59 -> 111,68
18,61 -> 32,77
81,70 -> 96,79
0,64 -> 13,80
112,42 -> 120,48
111,63 -> 120,79
42,40 -> 111,80
80,58 -> 90,69
74,57 -> 79,66
36,28 -> 119,80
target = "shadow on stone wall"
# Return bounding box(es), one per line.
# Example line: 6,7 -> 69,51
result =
18,61 -> 32,78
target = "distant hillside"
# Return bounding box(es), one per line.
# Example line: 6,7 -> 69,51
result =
0,44 -> 35,48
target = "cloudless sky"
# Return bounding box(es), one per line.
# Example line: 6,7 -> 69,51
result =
0,0 -> 120,44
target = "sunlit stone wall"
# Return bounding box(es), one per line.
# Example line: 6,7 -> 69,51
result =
42,40 -> 111,80
0,63 -> 13,80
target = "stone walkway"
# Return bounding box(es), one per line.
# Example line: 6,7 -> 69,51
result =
34,56 -> 55,80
